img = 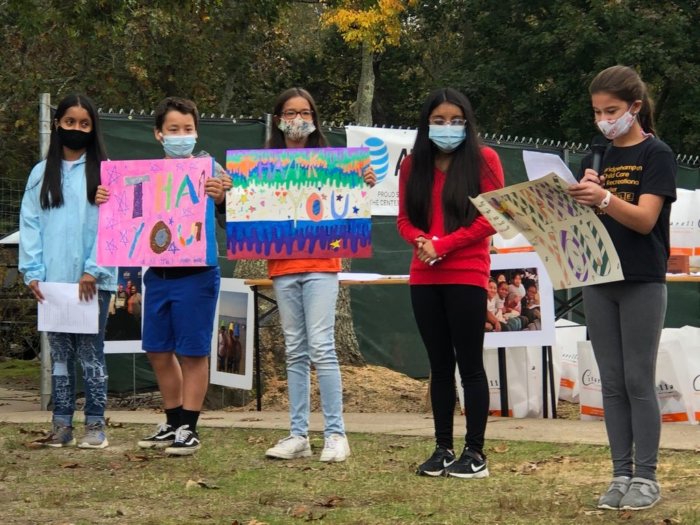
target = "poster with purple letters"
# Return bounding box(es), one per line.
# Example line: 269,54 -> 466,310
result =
225,148 -> 372,260
97,157 -> 217,267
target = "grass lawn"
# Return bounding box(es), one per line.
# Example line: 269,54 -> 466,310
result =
0,424 -> 698,524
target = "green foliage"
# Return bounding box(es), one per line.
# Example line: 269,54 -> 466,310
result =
1,0 -> 699,186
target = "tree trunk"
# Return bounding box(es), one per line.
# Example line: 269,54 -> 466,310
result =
354,40 -> 375,126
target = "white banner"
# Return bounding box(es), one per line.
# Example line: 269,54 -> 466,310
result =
345,125 -> 417,216
670,188 -> 700,265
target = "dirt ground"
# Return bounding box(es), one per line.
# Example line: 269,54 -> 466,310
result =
242,364 -> 430,413
1,359 -> 580,418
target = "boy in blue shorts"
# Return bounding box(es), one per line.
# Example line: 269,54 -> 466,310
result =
97,97 -> 231,455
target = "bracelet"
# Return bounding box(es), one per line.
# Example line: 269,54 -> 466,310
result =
597,190 -> 612,209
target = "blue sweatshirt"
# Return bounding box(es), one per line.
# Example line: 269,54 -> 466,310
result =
19,155 -> 117,290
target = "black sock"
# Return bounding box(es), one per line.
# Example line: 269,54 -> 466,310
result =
180,409 -> 200,433
165,405 -> 182,429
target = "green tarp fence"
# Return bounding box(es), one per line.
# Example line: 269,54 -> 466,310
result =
99,115 -> 700,387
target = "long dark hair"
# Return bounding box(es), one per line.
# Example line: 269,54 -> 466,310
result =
265,87 -> 328,149
40,94 -> 107,209
406,87 -> 484,233
589,65 -> 656,136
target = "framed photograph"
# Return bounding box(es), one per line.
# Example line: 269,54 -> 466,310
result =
484,252 -> 555,347
210,278 -> 254,389
104,266 -> 144,354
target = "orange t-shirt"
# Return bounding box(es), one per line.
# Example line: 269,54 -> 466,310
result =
267,258 -> 341,278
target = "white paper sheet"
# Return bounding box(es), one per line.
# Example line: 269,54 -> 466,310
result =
37,282 -> 99,334
523,150 -> 578,185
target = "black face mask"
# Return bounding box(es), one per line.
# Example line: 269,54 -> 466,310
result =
57,127 -> 93,151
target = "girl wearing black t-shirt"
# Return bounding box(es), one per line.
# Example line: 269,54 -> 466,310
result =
569,66 -> 676,512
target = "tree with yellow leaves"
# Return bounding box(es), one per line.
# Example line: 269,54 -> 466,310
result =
322,0 -> 415,125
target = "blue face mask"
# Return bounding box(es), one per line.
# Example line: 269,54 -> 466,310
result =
428,125 -> 466,153
162,134 -> 197,158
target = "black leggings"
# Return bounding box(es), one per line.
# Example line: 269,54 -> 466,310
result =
411,284 -> 489,454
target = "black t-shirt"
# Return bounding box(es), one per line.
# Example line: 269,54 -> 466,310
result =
579,137 -> 677,282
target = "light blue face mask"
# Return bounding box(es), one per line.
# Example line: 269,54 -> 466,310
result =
428,125 -> 466,153
162,134 -> 197,158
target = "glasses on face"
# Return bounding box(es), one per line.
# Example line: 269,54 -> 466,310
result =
429,117 -> 466,126
280,109 -> 314,120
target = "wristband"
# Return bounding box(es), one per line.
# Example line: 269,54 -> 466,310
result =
597,190 -> 612,209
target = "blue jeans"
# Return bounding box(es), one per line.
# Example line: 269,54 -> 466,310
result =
48,290 -> 110,426
273,272 -> 344,438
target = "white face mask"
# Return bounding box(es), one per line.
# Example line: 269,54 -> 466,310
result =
278,116 -> 315,142
596,108 -> 637,140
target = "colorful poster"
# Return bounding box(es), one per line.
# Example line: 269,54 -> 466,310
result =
97,158 -> 217,267
225,148 -> 372,259
471,173 -> 623,290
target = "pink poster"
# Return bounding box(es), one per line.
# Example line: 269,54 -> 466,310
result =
97,157 -> 217,267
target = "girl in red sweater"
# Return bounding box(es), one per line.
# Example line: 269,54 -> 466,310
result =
398,88 -> 504,478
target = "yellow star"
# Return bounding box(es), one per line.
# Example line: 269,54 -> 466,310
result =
330,239 -> 341,249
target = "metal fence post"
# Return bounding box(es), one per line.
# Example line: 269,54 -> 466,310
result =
39,93 -> 52,411
264,113 -> 273,145
39,93 -> 51,160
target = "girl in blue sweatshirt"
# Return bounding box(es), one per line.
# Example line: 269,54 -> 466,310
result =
20,94 -> 117,448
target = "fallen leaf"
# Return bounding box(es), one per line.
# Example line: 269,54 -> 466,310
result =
583,510 -> 604,516
246,520 -> 268,525
516,462 -> 539,474
290,505 -> 310,518
185,478 -> 220,490
247,436 -> 265,444
60,462 -> 81,469
492,443 -> 509,453
316,495 -> 343,508
23,441 -> 44,450
19,427 -> 48,436
387,444 -> 407,450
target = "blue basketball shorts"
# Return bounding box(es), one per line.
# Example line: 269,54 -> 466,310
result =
142,266 -> 220,357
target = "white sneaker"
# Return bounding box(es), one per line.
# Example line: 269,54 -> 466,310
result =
265,435 -> 312,459
319,434 -> 351,462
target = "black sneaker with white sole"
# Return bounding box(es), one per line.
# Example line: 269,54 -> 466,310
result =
137,423 -> 176,449
164,425 -> 201,456
417,446 -> 456,477
446,447 -> 489,479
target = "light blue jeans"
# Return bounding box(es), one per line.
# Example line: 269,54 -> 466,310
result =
273,272 -> 345,438
48,290 -> 110,427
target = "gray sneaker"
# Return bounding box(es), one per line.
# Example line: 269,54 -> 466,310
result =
78,422 -> 109,449
619,477 -> 661,510
41,424 -> 76,448
597,476 -> 630,510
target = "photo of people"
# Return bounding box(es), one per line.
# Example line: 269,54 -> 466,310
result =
216,316 -> 247,375
485,267 -> 541,333
105,266 -> 143,341
210,279 -> 254,390
484,253 -> 555,348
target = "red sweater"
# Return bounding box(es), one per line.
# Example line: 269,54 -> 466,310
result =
397,146 -> 504,287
